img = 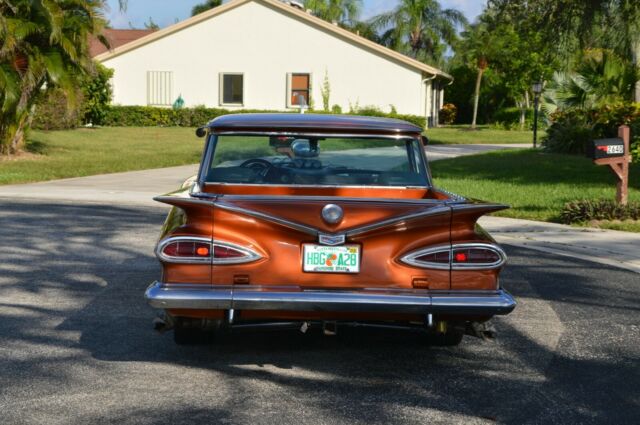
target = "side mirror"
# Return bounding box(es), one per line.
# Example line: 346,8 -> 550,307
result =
421,135 -> 429,146
195,127 -> 207,138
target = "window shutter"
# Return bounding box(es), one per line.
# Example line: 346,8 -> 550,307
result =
286,73 -> 293,108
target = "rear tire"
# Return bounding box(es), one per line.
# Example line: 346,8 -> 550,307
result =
173,317 -> 215,345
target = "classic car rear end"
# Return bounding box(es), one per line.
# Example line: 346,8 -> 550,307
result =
146,114 -> 515,345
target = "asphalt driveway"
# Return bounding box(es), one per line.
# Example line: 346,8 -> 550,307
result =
0,200 -> 638,424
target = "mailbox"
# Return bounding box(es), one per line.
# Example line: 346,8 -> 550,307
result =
587,138 -> 625,160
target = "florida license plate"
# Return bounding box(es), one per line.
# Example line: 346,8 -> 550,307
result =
302,244 -> 360,273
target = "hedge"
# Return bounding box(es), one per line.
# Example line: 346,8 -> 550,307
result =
101,105 -> 427,129
561,199 -> 640,224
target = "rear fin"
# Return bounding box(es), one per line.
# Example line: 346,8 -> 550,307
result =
450,203 -> 509,240
155,195 -> 214,239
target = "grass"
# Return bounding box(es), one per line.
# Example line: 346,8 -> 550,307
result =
431,149 -> 640,231
426,125 -> 543,145
0,127 -> 204,185
1,128 -> 409,185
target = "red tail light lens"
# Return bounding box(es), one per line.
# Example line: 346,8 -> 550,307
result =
415,250 -> 450,264
401,244 -> 506,270
213,245 -> 246,259
157,237 -> 261,264
453,248 -> 500,264
162,241 -> 211,258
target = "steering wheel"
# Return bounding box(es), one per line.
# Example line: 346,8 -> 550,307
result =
239,158 -> 274,178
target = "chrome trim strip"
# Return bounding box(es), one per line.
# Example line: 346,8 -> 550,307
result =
144,282 -> 516,315
400,243 -> 508,270
214,201 -> 319,236
155,236 -> 262,265
211,131 -> 418,139
345,206 -> 450,237
214,201 -> 450,238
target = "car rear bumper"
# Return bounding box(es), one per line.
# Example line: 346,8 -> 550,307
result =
145,282 -> 516,316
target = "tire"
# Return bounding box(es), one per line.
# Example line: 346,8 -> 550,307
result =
425,330 -> 464,347
173,317 -> 215,345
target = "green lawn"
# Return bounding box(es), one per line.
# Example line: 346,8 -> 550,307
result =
0,127 -> 204,185
431,149 -> 640,232
426,125 -> 542,145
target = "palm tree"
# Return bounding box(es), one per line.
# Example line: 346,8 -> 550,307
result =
370,0 -> 467,65
544,49 -> 639,112
0,0 -> 107,154
458,23 -> 494,129
191,0 -> 222,17
304,0 -> 362,26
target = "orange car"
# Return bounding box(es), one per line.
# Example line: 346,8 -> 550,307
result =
145,114 -> 515,345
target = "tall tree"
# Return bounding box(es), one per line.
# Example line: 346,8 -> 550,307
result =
191,0 -> 222,17
0,0 -> 107,155
304,0 -> 362,26
490,0 -> 640,100
370,0 -> 467,65
457,23 -> 494,129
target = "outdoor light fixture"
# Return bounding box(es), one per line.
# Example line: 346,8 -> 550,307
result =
532,81 -> 543,95
532,80 -> 543,148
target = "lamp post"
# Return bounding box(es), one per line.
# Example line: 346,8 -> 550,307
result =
532,81 -> 543,148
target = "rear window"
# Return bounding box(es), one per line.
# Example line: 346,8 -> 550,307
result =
205,134 -> 429,187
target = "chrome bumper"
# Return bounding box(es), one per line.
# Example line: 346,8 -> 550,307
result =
145,282 -> 516,316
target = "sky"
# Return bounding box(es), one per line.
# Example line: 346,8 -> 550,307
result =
105,0 -> 487,29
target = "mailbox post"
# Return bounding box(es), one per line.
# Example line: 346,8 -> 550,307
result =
589,125 -> 631,205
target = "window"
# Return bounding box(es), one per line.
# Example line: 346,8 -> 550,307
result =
147,71 -> 173,106
206,135 -> 429,187
219,73 -> 244,106
287,73 -> 311,108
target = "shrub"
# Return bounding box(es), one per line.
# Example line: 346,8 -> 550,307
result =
542,110 -> 594,154
543,103 -> 640,156
561,199 -> 640,224
439,103 -> 457,125
492,106 -> 537,130
631,140 -> 640,162
82,64 -> 113,125
102,105 -> 427,129
331,104 -> 342,114
32,88 -> 84,130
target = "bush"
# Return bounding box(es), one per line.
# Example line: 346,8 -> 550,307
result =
439,103 -> 457,125
331,104 -> 342,114
102,105 -> 427,129
82,64 -> 113,125
542,110 -> 594,154
492,106 -> 538,130
32,88 -> 84,130
543,103 -> 640,157
561,199 -> 640,224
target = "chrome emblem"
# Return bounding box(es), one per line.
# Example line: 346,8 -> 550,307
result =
321,204 -> 344,224
319,233 -> 346,246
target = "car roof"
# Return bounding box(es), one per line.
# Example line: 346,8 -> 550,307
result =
207,113 -> 423,135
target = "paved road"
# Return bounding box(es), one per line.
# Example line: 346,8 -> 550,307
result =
1,201 -> 638,424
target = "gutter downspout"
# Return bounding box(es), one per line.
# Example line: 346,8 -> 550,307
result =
422,75 -> 436,130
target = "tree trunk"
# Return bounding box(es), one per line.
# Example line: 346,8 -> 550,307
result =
633,40 -> 640,102
471,67 -> 484,130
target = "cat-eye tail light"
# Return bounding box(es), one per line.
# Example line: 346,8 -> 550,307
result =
401,243 -> 507,270
156,237 -> 261,264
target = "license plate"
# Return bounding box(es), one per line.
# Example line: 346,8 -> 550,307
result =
302,244 -> 360,273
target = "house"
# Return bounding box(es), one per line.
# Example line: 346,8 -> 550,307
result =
95,0 -> 452,127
